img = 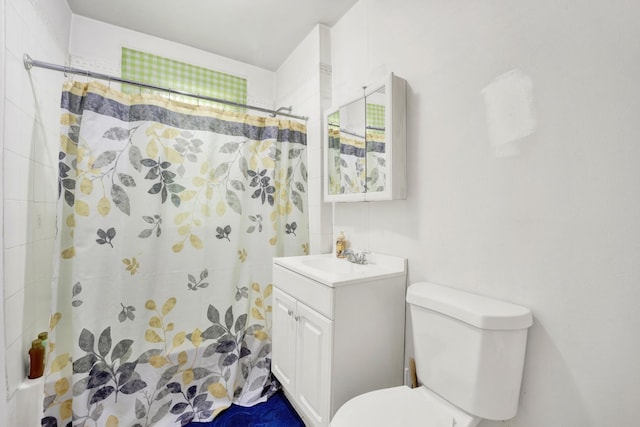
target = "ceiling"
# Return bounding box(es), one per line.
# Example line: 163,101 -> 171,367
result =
65,0 -> 358,71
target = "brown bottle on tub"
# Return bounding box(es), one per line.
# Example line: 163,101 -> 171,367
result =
28,339 -> 45,379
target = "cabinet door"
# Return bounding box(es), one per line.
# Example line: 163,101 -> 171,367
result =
271,288 -> 297,391
295,301 -> 333,427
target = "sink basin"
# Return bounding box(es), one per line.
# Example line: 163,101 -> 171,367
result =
300,257 -> 372,274
273,253 -> 406,286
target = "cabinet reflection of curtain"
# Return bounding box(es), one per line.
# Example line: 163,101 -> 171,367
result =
366,130 -> 386,193
327,127 -> 342,195
365,102 -> 386,193
339,131 -> 366,194
43,81 -> 309,426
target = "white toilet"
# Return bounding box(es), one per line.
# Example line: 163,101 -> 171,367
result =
330,282 -> 533,427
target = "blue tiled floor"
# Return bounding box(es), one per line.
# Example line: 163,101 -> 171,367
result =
187,391 -> 304,427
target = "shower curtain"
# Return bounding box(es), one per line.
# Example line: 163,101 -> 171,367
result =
42,81 -> 309,426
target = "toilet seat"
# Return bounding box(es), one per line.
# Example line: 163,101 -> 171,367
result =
329,386 -> 478,427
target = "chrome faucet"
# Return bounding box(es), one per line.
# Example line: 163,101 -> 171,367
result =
343,249 -> 370,265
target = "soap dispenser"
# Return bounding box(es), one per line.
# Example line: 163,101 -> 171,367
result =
336,231 -> 347,258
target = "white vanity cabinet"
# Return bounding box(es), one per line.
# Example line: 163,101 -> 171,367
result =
271,254 -> 407,427
272,287 -> 333,424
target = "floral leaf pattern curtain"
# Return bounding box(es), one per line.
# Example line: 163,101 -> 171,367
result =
338,131 -> 366,194
365,129 -> 386,193
43,81 -> 308,426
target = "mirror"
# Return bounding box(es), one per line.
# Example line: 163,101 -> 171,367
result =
324,73 -> 406,202
365,86 -> 386,194
326,109 -> 341,195
327,97 -> 367,196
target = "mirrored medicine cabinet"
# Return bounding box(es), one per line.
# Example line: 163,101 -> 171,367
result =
324,73 -> 406,202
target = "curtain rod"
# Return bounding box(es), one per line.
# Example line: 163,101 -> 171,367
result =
23,54 -> 308,121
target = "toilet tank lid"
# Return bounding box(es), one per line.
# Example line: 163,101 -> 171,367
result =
407,282 -> 533,330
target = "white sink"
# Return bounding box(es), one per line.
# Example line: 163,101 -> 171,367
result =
273,253 -> 406,287
300,257 -> 372,273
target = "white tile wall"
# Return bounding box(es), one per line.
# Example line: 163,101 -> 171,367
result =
3,245 -> 27,298
3,100 -> 31,159
3,200 -> 28,249
3,150 -> 30,200
276,25 -> 334,255
5,1 -> 22,57
5,53 -> 27,108
2,1 -> 71,422
0,0 -> 7,414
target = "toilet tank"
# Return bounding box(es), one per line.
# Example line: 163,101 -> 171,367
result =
407,282 -> 532,421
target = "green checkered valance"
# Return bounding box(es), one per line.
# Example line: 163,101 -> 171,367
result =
121,47 -> 247,111
328,111 -> 340,126
366,103 -> 385,129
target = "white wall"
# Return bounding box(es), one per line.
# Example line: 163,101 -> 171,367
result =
2,0 -> 72,424
330,1 -> 640,426
276,24 -> 333,254
0,0 -> 6,419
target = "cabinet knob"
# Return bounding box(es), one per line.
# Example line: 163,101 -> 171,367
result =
287,309 -> 294,316
294,315 -> 300,321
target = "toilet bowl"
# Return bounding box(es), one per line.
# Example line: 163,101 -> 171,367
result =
330,386 -> 479,427
330,282 -> 532,427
